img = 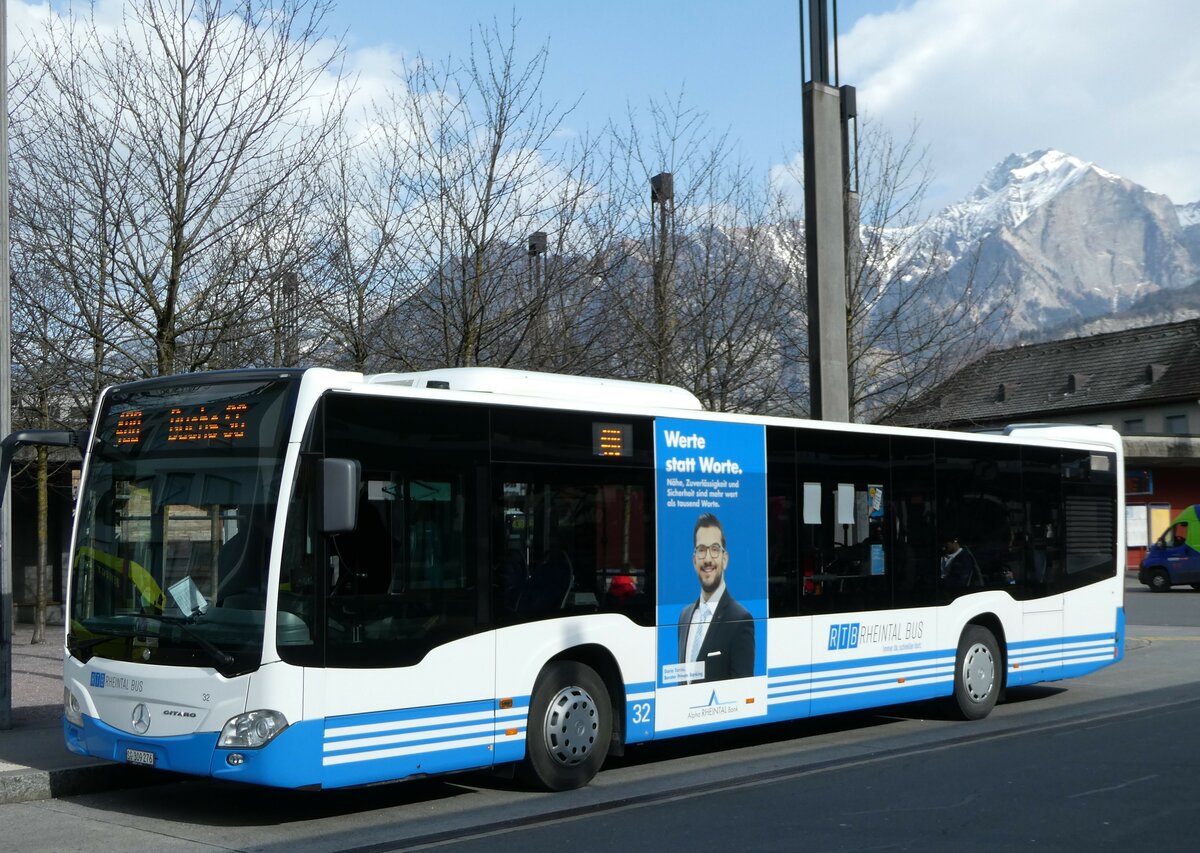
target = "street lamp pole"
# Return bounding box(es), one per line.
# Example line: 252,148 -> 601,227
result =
527,231 -> 547,354
650,172 -> 674,385
800,0 -> 852,422
1,0 -> 14,730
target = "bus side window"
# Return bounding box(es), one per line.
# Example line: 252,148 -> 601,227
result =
494,475 -> 653,627
313,394 -> 488,668
796,431 -> 892,613
766,425 -> 799,618
1060,449 -> 1117,587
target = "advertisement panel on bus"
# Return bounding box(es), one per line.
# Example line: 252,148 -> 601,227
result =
654,418 -> 768,733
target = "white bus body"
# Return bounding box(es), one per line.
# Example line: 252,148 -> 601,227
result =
62,367 -> 1124,790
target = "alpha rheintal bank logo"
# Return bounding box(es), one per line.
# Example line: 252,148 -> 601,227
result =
687,689 -> 742,721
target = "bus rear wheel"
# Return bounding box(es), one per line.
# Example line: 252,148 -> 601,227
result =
951,625 -> 1001,721
520,660 -> 611,791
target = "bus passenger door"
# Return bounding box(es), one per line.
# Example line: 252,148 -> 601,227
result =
318,470 -> 496,786
1019,598 -> 1062,685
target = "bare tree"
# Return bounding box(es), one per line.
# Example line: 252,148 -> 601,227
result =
374,19 -> 601,371
10,0 -> 348,379
775,119 -> 1011,422
298,109 -> 427,373
605,94 -> 798,412
7,265 -> 87,643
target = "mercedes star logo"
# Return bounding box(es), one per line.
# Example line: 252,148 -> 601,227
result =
131,703 -> 151,734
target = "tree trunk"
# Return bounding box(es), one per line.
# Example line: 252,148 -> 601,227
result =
32,445 -> 49,645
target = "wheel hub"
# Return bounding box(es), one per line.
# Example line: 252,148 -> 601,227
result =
542,685 -> 599,766
962,642 -> 996,702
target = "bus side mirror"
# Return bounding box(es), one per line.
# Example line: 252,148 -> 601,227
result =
1,430 -> 82,512
321,458 -> 361,534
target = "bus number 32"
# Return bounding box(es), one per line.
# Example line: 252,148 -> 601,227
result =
632,702 -> 652,725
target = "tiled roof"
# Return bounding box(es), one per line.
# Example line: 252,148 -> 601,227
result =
887,318 -> 1200,428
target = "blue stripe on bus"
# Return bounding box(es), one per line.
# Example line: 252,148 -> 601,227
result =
324,698 -> 496,733
1008,633 -> 1116,684
1008,631 -> 1115,651
322,740 -> 496,788
317,697 -> 534,788
763,630 -> 1118,709
769,651 -> 952,685
771,669 -> 949,701
805,679 -> 948,717
770,647 -> 945,680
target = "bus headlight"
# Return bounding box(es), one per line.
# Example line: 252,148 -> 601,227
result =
64,687 -> 84,726
218,710 -> 288,749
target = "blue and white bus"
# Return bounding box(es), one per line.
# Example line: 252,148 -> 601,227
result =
60,367 -> 1124,790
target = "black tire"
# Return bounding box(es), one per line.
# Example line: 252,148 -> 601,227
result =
951,625 -> 1001,721
1148,570 -> 1172,593
520,660 -> 611,791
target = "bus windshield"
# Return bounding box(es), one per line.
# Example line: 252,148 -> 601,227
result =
68,374 -> 300,676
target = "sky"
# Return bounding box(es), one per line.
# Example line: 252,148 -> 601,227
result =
13,1 -> 1200,215
322,0 -> 1200,214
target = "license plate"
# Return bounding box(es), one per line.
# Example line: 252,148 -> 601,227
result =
126,748 -> 156,767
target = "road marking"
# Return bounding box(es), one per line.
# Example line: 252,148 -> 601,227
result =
1133,636 -> 1200,642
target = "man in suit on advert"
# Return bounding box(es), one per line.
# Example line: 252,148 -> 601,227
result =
677,513 -> 755,683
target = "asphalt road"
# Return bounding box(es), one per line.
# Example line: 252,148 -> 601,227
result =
1123,570 -> 1200,627
4,574 -> 1198,852
441,684 -> 1200,853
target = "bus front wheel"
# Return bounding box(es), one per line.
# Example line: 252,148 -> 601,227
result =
520,660 -> 611,791
952,625 -> 1001,721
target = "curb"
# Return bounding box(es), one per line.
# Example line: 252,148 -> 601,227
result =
0,762 -> 156,805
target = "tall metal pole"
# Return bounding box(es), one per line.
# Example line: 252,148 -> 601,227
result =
650,172 -> 674,386
801,0 -> 850,422
1,0 -> 14,729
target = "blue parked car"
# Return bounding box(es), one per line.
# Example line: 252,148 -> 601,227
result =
1139,505 -> 1200,592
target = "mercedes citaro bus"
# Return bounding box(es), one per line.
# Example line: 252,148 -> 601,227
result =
48,367 -> 1123,790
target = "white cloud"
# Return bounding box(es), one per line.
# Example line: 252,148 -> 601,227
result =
842,0 -> 1200,210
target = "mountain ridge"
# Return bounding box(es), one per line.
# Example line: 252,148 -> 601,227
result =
900,149 -> 1200,339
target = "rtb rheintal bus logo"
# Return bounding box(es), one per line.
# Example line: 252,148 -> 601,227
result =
828,623 -> 861,650
828,620 -> 925,652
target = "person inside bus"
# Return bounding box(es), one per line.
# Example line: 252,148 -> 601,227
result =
677,513 -> 755,683
941,536 -> 982,588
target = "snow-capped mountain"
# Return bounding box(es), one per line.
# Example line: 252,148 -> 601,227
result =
904,150 -> 1200,336
1178,200 -> 1200,228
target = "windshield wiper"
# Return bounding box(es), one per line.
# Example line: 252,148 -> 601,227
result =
69,620 -> 234,669
140,613 -> 235,668
68,628 -> 143,660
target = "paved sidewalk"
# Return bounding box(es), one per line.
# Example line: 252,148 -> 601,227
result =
0,622 -> 145,804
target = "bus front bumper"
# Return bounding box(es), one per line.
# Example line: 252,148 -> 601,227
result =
64,713 -> 323,788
